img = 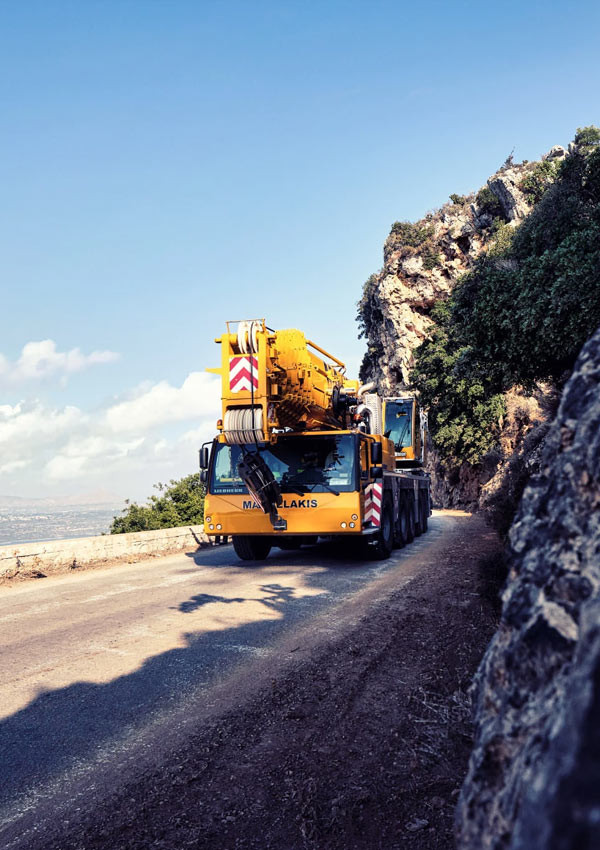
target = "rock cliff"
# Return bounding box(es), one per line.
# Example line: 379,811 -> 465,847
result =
456,326 -> 600,849
357,146 -> 566,511
357,152 -> 565,389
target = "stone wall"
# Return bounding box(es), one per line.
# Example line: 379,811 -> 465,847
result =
456,326 -> 600,849
0,525 -> 212,579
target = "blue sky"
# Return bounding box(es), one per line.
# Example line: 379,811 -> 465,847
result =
1,0 -> 598,501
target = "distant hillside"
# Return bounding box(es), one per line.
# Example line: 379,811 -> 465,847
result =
0,492 -> 121,509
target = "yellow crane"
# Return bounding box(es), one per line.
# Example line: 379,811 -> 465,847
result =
200,320 -> 430,561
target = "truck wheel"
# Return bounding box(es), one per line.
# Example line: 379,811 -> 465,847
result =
371,498 -> 393,560
395,499 -> 408,548
415,495 -> 424,537
403,496 -> 415,544
232,536 -> 272,561
419,493 -> 429,534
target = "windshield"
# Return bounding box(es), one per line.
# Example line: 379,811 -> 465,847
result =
384,400 -> 413,451
210,434 -> 357,495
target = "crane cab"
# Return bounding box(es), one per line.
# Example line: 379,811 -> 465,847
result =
383,396 -> 428,469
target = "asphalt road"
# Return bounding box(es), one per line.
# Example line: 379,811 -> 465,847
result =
0,514 -> 451,843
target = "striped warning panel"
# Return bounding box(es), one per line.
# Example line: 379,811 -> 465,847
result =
364,482 -> 383,527
229,356 -> 259,393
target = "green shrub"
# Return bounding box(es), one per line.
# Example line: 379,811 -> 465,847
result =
457,142 -> 600,389
487,219 -> 514,256
410,126 -> 600,465
519,160 -> 560,205
574,125 -> 600,147
410,302 -> 506,464
475,186 -> 504,219
111,473 -> 205,533
390,220 -> 434,246
449,193 -> 467,206
422,245 -> 442,270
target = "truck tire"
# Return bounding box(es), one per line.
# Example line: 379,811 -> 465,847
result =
403,495 -> 415,544
415,494 -> 424,537
232,536 -> 272,561
395,498 -> 408,548
371,498 -> 394,560
419,492 -> 429,534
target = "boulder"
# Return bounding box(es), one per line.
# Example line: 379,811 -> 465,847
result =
542,145 -> 567,161
487,169 -> 530,222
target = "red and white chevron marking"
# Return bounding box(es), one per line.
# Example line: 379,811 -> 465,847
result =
229,356 -> 259,393
364,482 -> 382,527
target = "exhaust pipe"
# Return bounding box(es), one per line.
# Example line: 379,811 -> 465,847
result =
357,381 -> 376,399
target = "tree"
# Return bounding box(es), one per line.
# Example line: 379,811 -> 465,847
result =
110,473 -> 205,534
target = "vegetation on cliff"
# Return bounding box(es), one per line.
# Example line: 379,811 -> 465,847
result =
355,148 -> 546,390
411,127 -> 600,465
110,473 -> 204,533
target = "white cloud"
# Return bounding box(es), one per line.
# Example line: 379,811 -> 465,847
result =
0,459 -> 29,475
44,454 -> 87,481
45,434 -> 146,480
0,400 -> 84,446
0,340 -> 119,384
0,372 -> 221,497
105,371 -> 221,433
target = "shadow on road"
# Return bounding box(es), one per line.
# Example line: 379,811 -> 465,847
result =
0,547 -> 388,814
175,583 -> 298,614
0,516 -> 447,824
183,539 -> 366,567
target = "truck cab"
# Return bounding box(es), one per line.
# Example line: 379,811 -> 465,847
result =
383,397 -> 428,469
203,430 -> 391,541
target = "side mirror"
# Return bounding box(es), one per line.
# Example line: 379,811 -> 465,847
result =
371,442 -> 382,464
200,469 -> 208,484
199,446 -> 210,469
370,466 -> 383,479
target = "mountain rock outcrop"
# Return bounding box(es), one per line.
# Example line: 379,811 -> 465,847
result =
357,146 -> 568,511
456,325 -> 600,850
357,152 -> 565,389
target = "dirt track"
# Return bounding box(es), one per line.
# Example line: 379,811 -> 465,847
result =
3,512 -> 503,850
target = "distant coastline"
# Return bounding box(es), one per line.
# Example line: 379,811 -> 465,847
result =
0,504 -> 121,546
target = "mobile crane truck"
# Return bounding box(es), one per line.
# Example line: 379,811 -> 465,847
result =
199,319 -> 430,562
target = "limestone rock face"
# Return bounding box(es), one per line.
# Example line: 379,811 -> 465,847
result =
542,144 -> 567,161
456,326 -> 600,850
487,168 -> 531,222
357,147 -> 565,509
358,154 -> 554,390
